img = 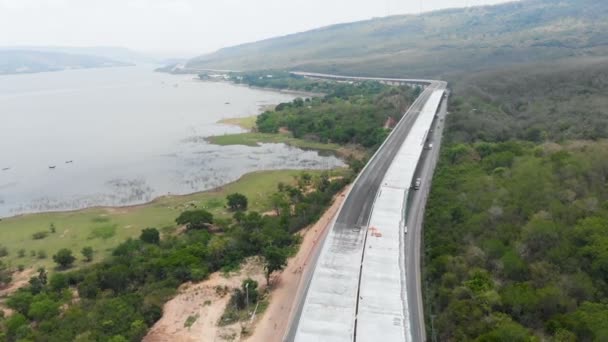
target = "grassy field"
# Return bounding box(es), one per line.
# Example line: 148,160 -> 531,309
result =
218,115 -> 258,130
207,132 -> 341,153
0,169 -> 341,272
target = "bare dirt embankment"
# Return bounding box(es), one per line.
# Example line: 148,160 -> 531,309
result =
144,258 -> 266,342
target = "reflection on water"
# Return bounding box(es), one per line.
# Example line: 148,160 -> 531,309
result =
0,67 -> 343,217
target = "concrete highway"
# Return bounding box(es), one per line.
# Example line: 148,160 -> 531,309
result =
285,74 -> 447,341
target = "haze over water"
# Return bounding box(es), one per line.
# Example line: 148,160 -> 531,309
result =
0,66 -> 343,217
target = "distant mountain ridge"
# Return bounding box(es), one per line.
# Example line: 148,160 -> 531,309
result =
186,0 -> 608,78
0,49 -> 133,75
1,46 -> 160,65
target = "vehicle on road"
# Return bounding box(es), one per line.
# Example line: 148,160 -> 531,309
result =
414,177 -> 421,190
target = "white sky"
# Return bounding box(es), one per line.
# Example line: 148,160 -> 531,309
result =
0,0 -> 514,57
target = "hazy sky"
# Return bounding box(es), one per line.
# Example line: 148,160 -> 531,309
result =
1,0 -> 514,57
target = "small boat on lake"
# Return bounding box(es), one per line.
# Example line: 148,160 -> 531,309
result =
48,166 -> 56,169
1,167 -> 9,171
65,160 -> 73,164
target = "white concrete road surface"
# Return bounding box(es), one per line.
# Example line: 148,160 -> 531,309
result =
284,73 -> 447,342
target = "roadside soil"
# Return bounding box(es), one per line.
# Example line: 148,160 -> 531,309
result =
245,186 -> 349,342
144,258 -> 266,342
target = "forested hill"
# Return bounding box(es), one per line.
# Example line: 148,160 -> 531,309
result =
423,56 -> 608,340
186,0 -> 608,78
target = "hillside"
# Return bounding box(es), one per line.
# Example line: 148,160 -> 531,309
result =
186,0 -> 608,78
0,50 -> 132,75
423,57 -> 608,340
447,56 -> 608,143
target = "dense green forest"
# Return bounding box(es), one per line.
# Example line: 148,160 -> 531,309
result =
0,172 -> 349,341
424,59 -> 608,341
223,72 -> 419,149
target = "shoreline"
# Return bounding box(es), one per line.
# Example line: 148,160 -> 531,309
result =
0,81 -> 320,221
0,169 -> 346,283
190,75 -> 324,98
0,169 -> 341,222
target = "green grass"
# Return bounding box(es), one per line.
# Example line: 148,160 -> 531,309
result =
218,116 -> 258,130
88,224 -> 117,240
207,132 -> 341,153
184,314 -> 199,328
0,170 -> 341,272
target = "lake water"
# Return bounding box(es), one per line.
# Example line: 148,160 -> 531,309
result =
0,66 -> 343,218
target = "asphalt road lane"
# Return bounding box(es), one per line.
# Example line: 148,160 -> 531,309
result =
333,87 -> 433,235
405,92 -> 448,342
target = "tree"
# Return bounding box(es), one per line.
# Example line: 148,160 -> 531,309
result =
49,272 -> 68,292
262,245 -> 288,285
270,193 -> 289,216
140,227 -> 160,244
29,268 -> 47,294
81,246 -> 94,262
53,248 -> 75,269
227,193 -> 248,211
242,278 -> 259,306
175,210 -> 214,230
28,298 -> 60,321
4,313 -> 28,340
232,278 -> 259,310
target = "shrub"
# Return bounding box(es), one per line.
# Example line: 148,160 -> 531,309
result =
53,249 -> 75,269
226,193 -> 248,211
175,210 -> 214,230
32,231 -> 49,240
140,228 -> 160,244
81,247 -> 94,262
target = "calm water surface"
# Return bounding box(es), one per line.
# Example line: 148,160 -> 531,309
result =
0,67 -> 343,217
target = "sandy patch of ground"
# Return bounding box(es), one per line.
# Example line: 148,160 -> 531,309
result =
0,268 -> 35,298
144,258 -> 266,342
262,210 -> 278,217
337,145 -> 367,160
246,186 -> 349,342
1,268 -> 36,317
